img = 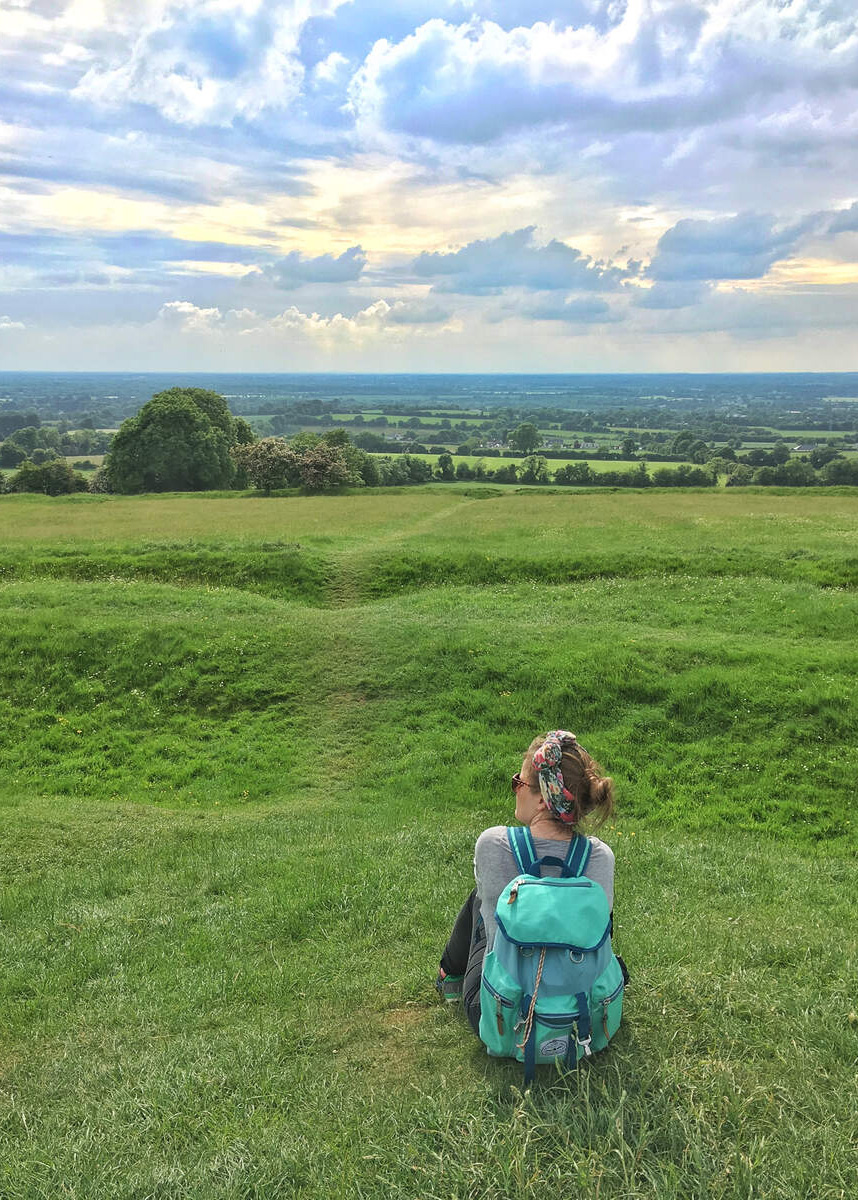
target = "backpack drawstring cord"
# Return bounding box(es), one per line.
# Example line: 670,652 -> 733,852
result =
516,946 -> 546,1053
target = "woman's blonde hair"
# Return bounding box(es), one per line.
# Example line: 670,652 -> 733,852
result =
525,732 -> 614,829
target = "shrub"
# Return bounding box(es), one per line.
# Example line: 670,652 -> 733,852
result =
298,444 -> 351,491
9,459 -> 87,495
232,438 -> 300,493
519,455 -> 550,484
88,466 -> 115,493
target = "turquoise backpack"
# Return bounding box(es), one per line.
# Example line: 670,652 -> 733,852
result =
478,826 -> 625,1083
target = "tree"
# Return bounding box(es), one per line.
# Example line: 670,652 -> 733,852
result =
289,432 -> 321,454
509,422 -> 540,454
9,459 -> 87,495
0,410 -> 40,438
554,462 -> 594,486
233,417 -> 256,445
402,455 -> 433,484
688,439 -> 710,464
232,438 -> 300,493
436,453 -> 455,480
298,444 -> 351,491
520,455 -> 550,484
821,457 -> 858,485
358,454 -> 381,487
0,441 -> 26,468
107,388 -> 248,493
809,446 -> 841,469
7,426 -> 41,453
619,437 -> 637,458
353,431 -> 389,452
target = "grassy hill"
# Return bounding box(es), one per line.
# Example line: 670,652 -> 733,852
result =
0,488 -> 856,1199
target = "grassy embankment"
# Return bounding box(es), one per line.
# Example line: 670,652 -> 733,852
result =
1,488 -> 856,1199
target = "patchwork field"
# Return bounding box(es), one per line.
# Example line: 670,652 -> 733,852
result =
1,487 -> 856,1199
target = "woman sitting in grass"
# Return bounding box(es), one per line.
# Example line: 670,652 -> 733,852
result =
436,730 -> 617,1034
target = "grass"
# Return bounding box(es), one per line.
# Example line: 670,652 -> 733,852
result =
0,489 -> 856,1198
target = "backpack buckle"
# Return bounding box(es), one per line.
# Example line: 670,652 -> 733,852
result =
576,1034 -> 592,1058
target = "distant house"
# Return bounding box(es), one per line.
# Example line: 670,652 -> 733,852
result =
792,443 -> 816,452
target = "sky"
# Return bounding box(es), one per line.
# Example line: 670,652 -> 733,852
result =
0,0 -> 857,372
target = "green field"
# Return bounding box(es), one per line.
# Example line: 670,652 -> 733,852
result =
371,452 -> 693,474
1,489 -> 856,1198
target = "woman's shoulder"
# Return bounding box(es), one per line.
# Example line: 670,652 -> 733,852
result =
475,825 -> 512,854
586,835 -> 615,866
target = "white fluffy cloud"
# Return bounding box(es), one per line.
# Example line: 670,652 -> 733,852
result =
75,0 -> 348,125
154,296 -> 457,342
350,4 -> 858,145
0,315 -> 26,331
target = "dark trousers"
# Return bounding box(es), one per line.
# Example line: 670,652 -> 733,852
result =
440,888 -> 486,1035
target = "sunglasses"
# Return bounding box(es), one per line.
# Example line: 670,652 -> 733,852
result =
511,772 -> 538,794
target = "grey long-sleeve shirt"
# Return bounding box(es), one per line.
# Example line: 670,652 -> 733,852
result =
474,826 -> 616,957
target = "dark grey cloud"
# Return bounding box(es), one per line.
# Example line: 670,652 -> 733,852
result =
648,212 -> 823,282
413,227 -> 626,294
259,245 -> 367,287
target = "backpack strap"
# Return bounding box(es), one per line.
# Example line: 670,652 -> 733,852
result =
507,826 -> 540,877
563,834 -> 591,878
508,828 -> 591,878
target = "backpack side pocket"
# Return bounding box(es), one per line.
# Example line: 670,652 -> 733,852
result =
479,953 -> 522,1057
589,954 -> 625,1051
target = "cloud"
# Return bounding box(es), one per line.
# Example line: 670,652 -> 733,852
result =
829,201 -> 858,234
0,315 -> 25,331
648,212 -> 824,282
0,229 -> 274,281
259,245 -> 367,287
385,299 -> 451,324
635,282 -> 858,341
413,226 -> 626,293
74,0 -> 348,126
150,295 -> 457,343
633,280 -> 712,309
351,5 -> 842,146
156,300 -> 224,331
494,295 -> 620,324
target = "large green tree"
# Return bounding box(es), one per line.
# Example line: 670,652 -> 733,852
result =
106,388 -> 250,493
509,422 -> 540,454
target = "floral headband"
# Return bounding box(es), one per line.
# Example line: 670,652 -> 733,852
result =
531,730 -> 583,824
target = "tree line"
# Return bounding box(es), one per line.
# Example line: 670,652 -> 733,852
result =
2,387 -> 857,496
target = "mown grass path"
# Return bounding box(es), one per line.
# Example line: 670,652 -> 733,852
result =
1,488 -> 856,1198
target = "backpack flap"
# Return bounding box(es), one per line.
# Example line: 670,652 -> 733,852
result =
495,876 -> 611,951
